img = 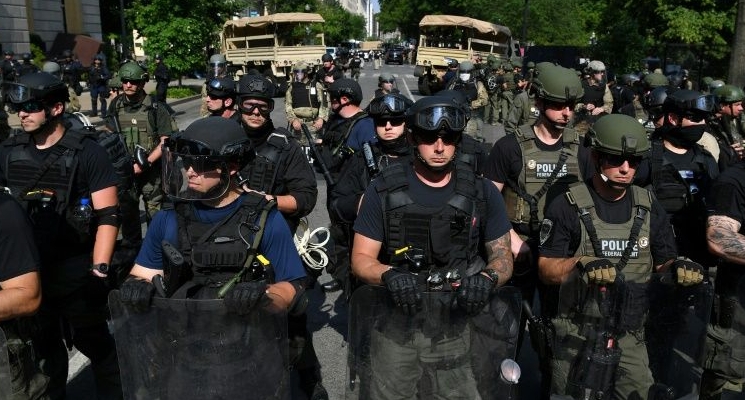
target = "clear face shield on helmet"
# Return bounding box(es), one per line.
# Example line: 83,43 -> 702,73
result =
210,62 -> 226,78
161,138 -> 233,201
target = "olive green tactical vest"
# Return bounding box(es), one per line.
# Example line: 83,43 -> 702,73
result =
112,94 -> 158,153
566,183 -> 653,283
502,125 -> 581,231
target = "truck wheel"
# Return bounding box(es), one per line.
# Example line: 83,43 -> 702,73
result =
417,76 -> 432,96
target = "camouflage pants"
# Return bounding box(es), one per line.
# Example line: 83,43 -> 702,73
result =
464,115 -> 484,142
135,165 -> 164,221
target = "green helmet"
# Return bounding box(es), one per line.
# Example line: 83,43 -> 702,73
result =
643,72 -> 668,89
459,61 -> 474,72
531,62 -> 584,102
586,114 -> 650,157
714,84 -> 745,104
118,62 -> 149,82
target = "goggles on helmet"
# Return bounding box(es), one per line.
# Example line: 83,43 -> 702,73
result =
411,105 -> 468,133
368,95 -> 409,116
4,83 -> 34,103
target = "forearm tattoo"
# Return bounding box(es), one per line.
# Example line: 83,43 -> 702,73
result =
485,232 -> 513,285
707,216 -> 745,263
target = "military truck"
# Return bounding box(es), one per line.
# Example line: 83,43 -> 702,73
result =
414,15 -> 515,95
221,12 -> 326,94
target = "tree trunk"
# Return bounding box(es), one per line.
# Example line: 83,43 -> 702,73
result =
729,0 -> 745,87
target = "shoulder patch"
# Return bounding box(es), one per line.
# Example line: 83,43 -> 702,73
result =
539,218 -> 554,246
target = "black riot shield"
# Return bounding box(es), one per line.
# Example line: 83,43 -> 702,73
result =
0,328 -> 11,400
346,285 -> 522,400
552,270 -> 712,400
108,291 -> 289,400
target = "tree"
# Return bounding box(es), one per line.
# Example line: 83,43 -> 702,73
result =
317,1 -> 366,44
729,0 -> 745,86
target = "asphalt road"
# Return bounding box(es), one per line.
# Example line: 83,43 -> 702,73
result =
54,63 -> 541,399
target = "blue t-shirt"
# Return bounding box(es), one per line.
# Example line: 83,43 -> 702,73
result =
135,194 -> 306,282
345,116 -> 377,151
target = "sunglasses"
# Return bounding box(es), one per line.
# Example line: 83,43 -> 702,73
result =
121,79 -> 143,85
413,130 -> 462,145
544,99 -> 577,110
8,101 -> 45,113
380,80 -> 394,84
601,154 -> 642,168
375,118 -> 405,127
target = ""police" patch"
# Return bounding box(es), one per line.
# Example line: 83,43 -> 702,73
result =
539,219 -> 553,246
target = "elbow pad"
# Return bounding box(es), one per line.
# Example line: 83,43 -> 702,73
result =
288,280 -> 309,316
95,205 -> 121,227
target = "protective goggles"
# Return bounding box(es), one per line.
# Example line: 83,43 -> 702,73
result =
672,94 -> 716,118
410,105 -> 468,133
7,100 -> 45,113
4,82 -> 33,103
239,99 -> 274,114
368,95 -> 410,116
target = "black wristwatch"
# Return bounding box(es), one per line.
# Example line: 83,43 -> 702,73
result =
91,263 -> 110,274
481,268 -> 499,285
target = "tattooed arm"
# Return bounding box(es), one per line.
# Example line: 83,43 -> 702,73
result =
538,256 -> 583,285
484,231 -> 513,286
707,215 -> 745,265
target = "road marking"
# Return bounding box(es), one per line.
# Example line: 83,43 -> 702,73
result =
396,74 -> 415,100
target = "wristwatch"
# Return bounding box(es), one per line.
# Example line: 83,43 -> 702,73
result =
481,268 -> 499,285
91,263 -> 110,274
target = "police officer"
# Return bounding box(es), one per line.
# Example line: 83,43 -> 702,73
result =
317,53 -> 343,88
119,118 -> 311,394
483,54 -> 503,126
42,61 -> 82,112
348,51 -> 363,81
285,62 -> 328,146
709,84 -> 745,169
16,53 -> 39,77
59,50 -> 83,96
1,50 -> 16,82
200,54 -> 229,117
704,156 -> 745,399
441,59 -> 459,87
0,192 -> 46,399
204,76 -> 240,121
87,54 -> 109,118
350,95 -> 513,399
538,114 -> 702,399
153,54 -> 170,103
372,73 -> 399,98
106,61 -> 179,220
328,92 -> 413,297
505,69 -> 539,135
1,72 -> 122,399
445,60 -> 488,140
575,60 -> 613,129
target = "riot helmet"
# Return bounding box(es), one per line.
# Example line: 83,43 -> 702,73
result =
663,89 -> 715,122
643,72 -> 669,89
644,86 -> 672,120
458,61 -> 474,82
586,114 -> 650,158
406,96 -> 468,172
3,50 -> 13,57
531,62 -> 584,103
708,79 -> 725,93
329,78 -> 363,106
4,72 -> 69,110
162,118 -> 255,201
209,54 -> 227,78
368,93 -> 412,154
206,76 -> 236,99
292,62 -> 308,82
587,60 -> 606,73
714,84 -> 745,104
621,73 -> 640,87
118,62 -> 149,82
42,61 -> 62,77
378,73 -> 395,86
236,74 -> 275,113
321,53 -> 334,63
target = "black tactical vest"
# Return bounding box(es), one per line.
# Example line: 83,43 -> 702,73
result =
377,162 -> 486,280
650,141 -> 713,214
451,80 -> 478,102
290,82 -> 321,109
3,131 -> 95,260
581,81 -> 605,107
243,131 -> 291,194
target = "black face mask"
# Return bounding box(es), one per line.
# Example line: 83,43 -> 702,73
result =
665,125 -> 705,148
378,135 -> 410,156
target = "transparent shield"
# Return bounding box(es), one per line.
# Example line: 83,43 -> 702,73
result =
0,328 -> 10,400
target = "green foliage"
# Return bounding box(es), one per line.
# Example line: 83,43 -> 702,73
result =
149,86 -> 198,98
317,1 -> 366,44
29,43 -> 46,68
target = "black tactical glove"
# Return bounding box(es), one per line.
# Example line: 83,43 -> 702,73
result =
577,256 -> 617,285
457,273 -> 496,315
224,281 -> 268,315
119,277 -> 155,313
671,258 -> 704,286
381,267 -> 421,315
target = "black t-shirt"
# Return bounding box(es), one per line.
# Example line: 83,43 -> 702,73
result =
354,166 -> 512,248
484,131 -> 594,186
709,161 -> 745,226
539,181 -> 677,266
0,193 -> 40,281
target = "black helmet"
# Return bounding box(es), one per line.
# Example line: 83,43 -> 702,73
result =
321,53 -> 334,62
236,74 -> 275,112
162,118 -> 255,201
406,96 -> 468,135
4,72 -> 69,105
22,52 -> 31,61
663,89 -> 715,122
206,76 -> 236,99
3,50 -> 13,56
329,78 -> 363,105
531,62 -> 584,103
435,89 -> 472,119
367,93 -> 412,119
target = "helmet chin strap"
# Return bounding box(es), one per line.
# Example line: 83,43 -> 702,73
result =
415,150 -> 453,172
599,172 -> 632,188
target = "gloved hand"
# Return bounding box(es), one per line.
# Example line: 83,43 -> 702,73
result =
224,281 -> 268,315
577,256 -> 617,285
457,273 -> 495,315
382,267 -> 421,315
672,258 -> 704,286
119,277 -> 155,313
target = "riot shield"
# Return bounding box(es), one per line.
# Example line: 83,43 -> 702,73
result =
0,328 -> 11,400
108,291 -> 289,400
552,270 -> 712,400
346,285 -> 522,400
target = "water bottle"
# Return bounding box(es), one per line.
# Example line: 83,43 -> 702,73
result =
72,198 -> 93,222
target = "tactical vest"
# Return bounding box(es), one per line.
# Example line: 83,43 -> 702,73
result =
451,80 -> 478,103
174,194 -> 273,295
111,94 -> 160,153
3,131 -> 95,260
377,162 -> 486,282
581,82 -> 605,107
290,82 -> 321,110
243,131 -> 290,194
650,141 -> 712,214
502,125 -> 581,236
566,183 -> 653,283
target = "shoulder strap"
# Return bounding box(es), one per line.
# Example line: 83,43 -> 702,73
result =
566,183 -> 604,257
13,131 -> 85,201
333,111 -> 368,155
616,186 -> 651,271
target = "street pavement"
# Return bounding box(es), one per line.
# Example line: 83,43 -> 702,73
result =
10,64 -> 540,399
